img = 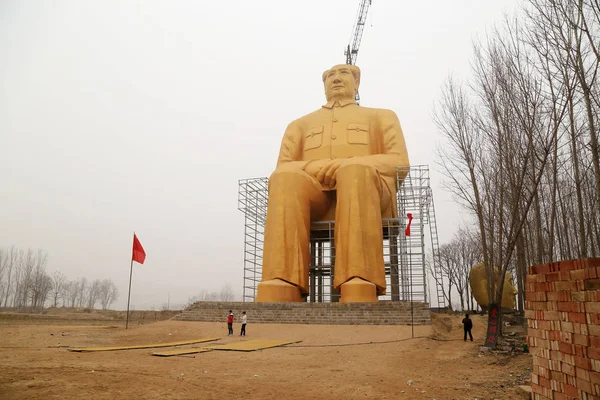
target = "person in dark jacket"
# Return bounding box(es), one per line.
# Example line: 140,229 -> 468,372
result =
462,313 -> 473,341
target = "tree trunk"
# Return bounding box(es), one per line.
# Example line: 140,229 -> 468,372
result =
569,94 -> 588,257
516,232 -> 527,312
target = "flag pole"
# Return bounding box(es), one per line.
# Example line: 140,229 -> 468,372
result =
126,258 -> 134,329
126,233 -> 135,329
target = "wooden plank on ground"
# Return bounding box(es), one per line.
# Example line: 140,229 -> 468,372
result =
51,325 -> 118,330
152,348 -> 213,357
67,338 -> 220,352
204,339 -> 301,352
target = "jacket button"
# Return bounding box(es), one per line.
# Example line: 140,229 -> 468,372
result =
333,118 -> 338,122
331,135 -> 336,139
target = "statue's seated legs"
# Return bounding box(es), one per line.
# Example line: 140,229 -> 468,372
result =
256,162 -> 391,303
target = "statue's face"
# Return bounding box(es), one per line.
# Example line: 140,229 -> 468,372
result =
324,65 -> 358,101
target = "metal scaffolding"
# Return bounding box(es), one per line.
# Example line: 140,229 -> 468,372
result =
238,165 -> 446,307
237,177 -> 268,302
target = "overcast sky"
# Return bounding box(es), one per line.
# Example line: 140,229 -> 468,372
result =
0,0 -> 520,310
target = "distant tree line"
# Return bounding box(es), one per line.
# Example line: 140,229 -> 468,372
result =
0,246 -> 119,310
182,284 -> 237,309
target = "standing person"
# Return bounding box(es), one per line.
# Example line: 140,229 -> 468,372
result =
227,310 -> 234,336
240,311 -> 247,336
462,313 -> 473,341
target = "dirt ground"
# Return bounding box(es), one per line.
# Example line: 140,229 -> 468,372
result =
0,312 -> 531,400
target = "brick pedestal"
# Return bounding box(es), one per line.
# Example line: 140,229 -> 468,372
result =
526,258 -> 600,400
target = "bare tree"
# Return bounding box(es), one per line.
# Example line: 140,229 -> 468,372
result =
438,244 -> 456,310
186,287 -> 234,304
98,279 -> 119,310
454,228 -> 482,311
184,296 -> 198,309
6,249 -> 51,308
65,280 -> 80,308
2,247 -> 17,307
76,277 -> 87,307
219,284 -> 236,301
0,249 -> 7,307
196,289 -> 219,301
85,279 -> 102,309
49,271 -> 67,307
13,249 -> 34,307
29,250 -> 51,308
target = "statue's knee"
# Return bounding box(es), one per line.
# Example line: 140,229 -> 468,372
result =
273,161 -> 306,174
269,170 -> 285,183
269,170 -> 294,183
269,165 -> 309,193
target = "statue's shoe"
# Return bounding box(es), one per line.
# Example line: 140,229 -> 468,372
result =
340,277 -> 378,303
256,279 -> 302,302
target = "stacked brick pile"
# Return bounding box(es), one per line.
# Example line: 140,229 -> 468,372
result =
526,258 -> 600,400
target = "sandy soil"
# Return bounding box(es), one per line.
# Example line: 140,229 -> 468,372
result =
0,313 -> 531,400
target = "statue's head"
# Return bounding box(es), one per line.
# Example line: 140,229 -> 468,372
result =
322,64 -> 360,102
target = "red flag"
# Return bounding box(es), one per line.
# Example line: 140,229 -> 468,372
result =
132,233 -> 146,264
405,213 -> 413,236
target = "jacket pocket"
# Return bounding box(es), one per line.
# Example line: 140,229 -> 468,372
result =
304,126 -> 324,151
346,123 -> 369,144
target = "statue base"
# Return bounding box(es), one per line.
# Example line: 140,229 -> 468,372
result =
339,277 -> 378,303
177,301 -> 431,325
256,279 -> 302,302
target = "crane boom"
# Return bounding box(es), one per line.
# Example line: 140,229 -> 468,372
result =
345,0 -> 372,66
344,0 -> 371,104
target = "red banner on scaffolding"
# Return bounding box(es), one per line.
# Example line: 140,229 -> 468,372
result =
405,213 -> 413,236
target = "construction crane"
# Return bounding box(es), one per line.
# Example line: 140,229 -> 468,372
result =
344,0 -> 372,104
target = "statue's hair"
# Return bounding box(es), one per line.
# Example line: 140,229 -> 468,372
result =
322,64 -> 361,87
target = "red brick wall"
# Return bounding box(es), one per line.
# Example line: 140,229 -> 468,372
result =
526,258 -> 600,400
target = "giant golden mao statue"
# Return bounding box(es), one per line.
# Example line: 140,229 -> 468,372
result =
256,64 -> 410,303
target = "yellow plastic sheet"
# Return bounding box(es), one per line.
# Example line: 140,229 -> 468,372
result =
204,339 -> 301,352
152,348 -> 213,357
68,338 -> 220,352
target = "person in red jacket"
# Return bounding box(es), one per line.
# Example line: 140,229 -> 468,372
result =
227,310 -> 234,336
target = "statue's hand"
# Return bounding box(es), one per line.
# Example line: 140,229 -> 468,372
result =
304,159 -> 334,179
316,159 -> 347,188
